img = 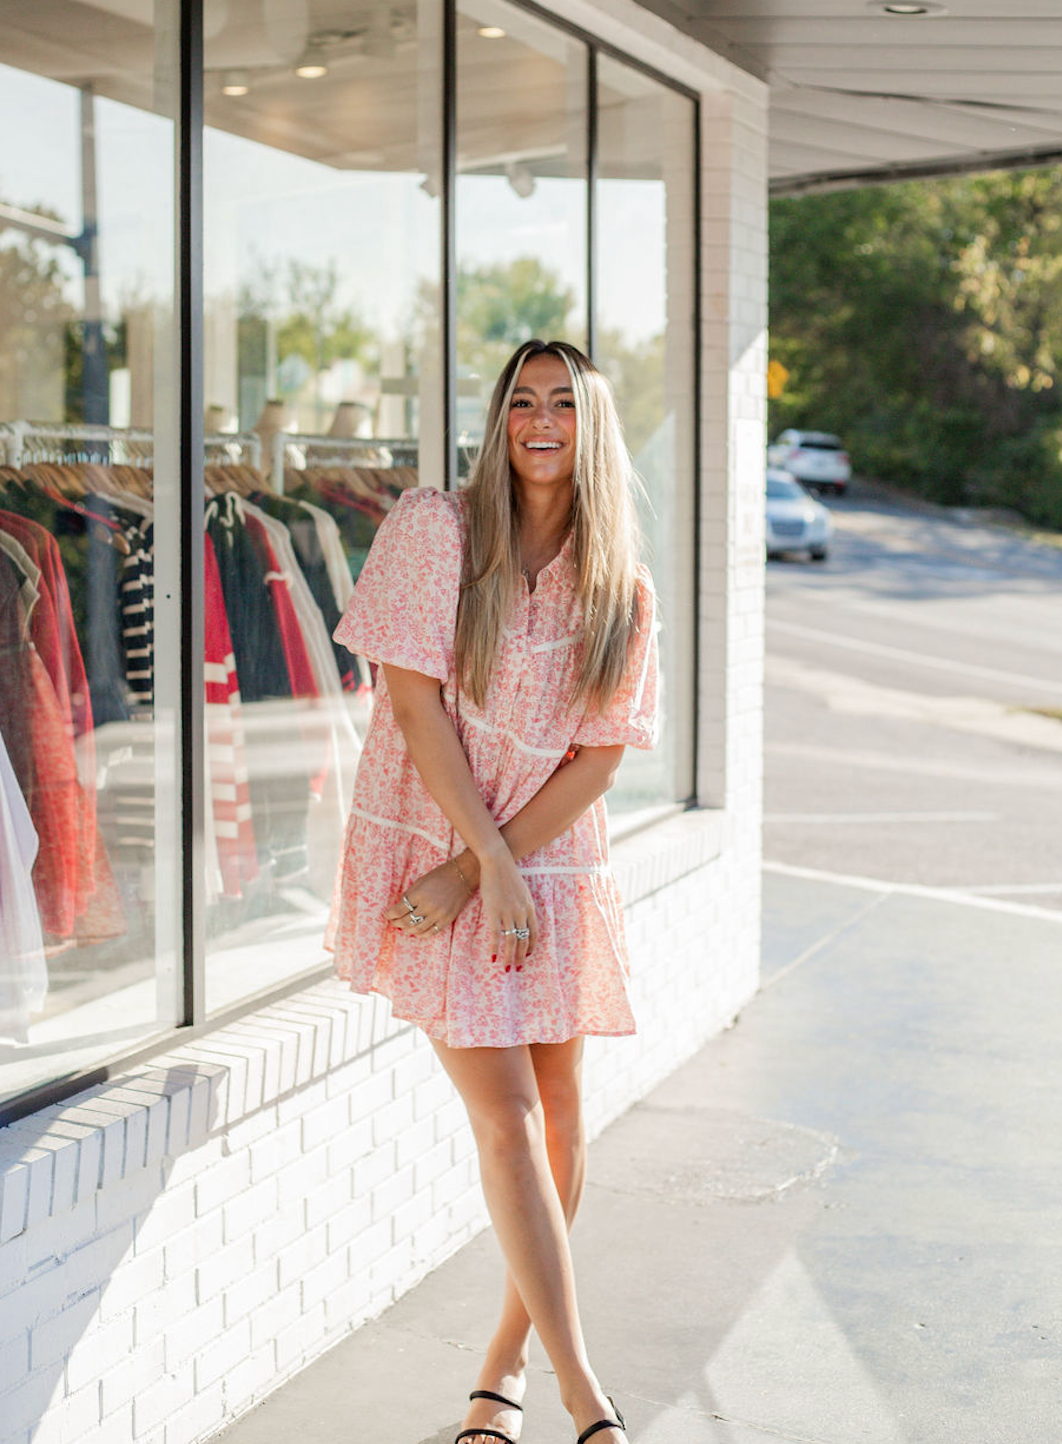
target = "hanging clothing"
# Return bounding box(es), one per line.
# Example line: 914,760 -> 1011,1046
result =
0,724 -> 47,1044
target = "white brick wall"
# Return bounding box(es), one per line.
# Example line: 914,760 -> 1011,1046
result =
0,7 -> 767,1442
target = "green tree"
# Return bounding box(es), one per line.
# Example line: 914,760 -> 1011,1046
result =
769,171 -> 1062,526
456,256 -> 576,382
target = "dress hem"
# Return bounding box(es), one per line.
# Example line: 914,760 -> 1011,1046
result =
335,973 -> 637,1049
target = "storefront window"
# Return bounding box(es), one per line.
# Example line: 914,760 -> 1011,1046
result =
1,0 -> 698,1115
201,0 -> 443,1013
596,57 -> 696,810
0,1 -> 180,1105
456,0 -> 588,447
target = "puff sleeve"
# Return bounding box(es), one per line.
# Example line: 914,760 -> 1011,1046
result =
332,488 -> 462,683
573,566 -> 659,750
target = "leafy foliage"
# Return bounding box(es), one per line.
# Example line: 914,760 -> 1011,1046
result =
769,170 -> 1062,527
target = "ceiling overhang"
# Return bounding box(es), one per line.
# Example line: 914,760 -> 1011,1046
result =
630,0 -> 1062,194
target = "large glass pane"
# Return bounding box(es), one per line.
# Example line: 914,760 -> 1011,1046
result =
201,0 -> 443,1013
456,0 -> 587,449
596,57 -> 696,810
0,0 -> 180,1104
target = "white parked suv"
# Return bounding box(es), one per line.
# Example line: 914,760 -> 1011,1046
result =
767,429 -> 851,496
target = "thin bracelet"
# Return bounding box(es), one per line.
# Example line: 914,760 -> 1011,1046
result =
450,856 -> 474,897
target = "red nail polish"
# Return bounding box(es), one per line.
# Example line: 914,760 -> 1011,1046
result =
504,964 -> 511,973
491,954 -> 496,963
515,965 -> 522,972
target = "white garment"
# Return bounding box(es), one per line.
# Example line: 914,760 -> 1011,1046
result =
298,499 -> 354,612
0,727 -> 47,1044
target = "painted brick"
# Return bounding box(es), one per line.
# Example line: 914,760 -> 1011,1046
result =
369,1163 -> 415,1227
222,1341 -> 276,1415
248,1282 -> 301,1352
221,1176 -> 278,1244
248,1117 -> 302,1185
193,1315 -> 250,1391
0,1366 -> 63,1439
276,1143 -> 329,1212
131,1180 -> 197,1257
133,1272 -> 197,1346
161,1294 -> 224,1373
194,1150 -> 250,1217
250,1200 -> 303,1266
194,1234 -> 254,1304
221,1257 -> 276,1328
29,1290 -> 98,1372
65,1308 -> 135,1392
325,1194 -> 372,1255
276,1222 -> 328,1290
162,1207 -> 224,1281
324,1115 -> 373,1176
132,1366 -> 195,1437
303,1169 -> 353,1231
24,1196 -> 97,1272
97,1245 -> 165,1323
161,1378 -> 225,1444
273,1300 -> 326,1373
0,1327 -> 29,1391
300,1092 -> 351,1153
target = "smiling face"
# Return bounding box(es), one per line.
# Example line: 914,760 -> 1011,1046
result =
506,352 -> 578,498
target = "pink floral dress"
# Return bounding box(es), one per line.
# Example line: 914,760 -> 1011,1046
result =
325,486 -> 658,1047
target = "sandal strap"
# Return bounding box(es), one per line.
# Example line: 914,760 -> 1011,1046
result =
469,1390 -> 524,1413
577,1417 -> 625,1444
455,1431 -> 517,1444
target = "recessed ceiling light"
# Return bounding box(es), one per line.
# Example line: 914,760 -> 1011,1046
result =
868,1 -> 948,13
295,54 -> 329,79
478,25 -> 506,38
221,70 -> 250,96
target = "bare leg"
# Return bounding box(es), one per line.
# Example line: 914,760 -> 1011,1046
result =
433,1039 -> 622,1444
463,1039 -> 588,1440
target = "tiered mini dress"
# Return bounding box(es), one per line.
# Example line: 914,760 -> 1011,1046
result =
325,485 -> 658,1047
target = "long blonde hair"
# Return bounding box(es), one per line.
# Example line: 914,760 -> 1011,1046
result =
454,339 -> 643,712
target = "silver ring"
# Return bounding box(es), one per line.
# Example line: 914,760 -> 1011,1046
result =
408,911 -> 425,926
432,923 -> 440,933
513,926 -> 530,941
402,893 -> 415,911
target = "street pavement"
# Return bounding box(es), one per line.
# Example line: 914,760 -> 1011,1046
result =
765,483 -> 1062,910
215,489 -> 1062,1444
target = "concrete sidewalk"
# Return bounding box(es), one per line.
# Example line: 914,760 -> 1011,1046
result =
214,868 -> 1062,1444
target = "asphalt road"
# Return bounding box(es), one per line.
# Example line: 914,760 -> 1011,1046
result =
764,482 -> 1062,913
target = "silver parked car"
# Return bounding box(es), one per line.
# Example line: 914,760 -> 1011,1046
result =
765,467 -> 832,561
767,429 -> 851,495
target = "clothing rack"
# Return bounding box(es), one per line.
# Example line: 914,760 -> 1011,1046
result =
0,421 -> 155,468
271,432 -> 419,490
0,422 -> 263,473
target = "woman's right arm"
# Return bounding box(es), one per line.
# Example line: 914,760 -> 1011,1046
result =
382,663 -> 538,960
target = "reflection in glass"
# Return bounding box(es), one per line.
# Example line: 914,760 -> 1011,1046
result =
0,2 -> 180,1104
596,58 -> 696,810
201,0 -> 443,1013
456,1 -> 587,448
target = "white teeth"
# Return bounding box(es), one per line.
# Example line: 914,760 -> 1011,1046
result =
526,441 -> 560,450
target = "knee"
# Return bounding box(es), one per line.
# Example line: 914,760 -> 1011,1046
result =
469,1092 -> 545,1168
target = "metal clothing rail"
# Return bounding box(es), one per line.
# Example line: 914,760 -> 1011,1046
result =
0,420 -> 155,468
271,431 -> 419,490
0,421 -> 262,471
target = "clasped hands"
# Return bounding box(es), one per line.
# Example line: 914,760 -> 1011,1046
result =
383,849 -> 538,966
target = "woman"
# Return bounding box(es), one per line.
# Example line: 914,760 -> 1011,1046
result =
327,339 -> 658,1444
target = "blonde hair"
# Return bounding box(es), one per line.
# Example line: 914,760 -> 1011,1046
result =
454,339 -> 643,713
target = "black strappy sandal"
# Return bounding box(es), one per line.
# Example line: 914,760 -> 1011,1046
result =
576,1398 -> 626,1444
454,1388 -> 524,1444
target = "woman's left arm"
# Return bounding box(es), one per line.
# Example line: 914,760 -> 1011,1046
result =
450,743 -> 625,891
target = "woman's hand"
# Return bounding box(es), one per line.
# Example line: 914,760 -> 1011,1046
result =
384,858 -> 474,939
478,848 -> 537,969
